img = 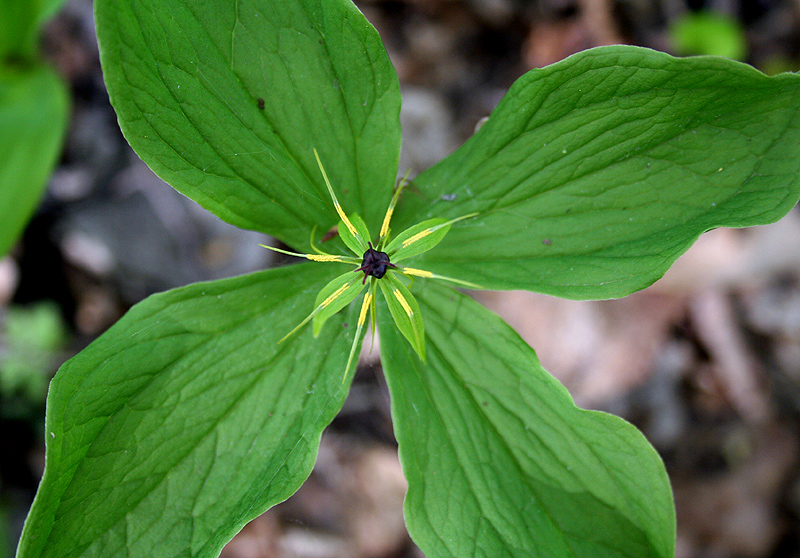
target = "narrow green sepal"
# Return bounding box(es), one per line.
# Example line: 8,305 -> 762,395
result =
312,272 -> 366,336
378,272 -> 425,361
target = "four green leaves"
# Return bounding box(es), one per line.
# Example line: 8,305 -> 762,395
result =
16,0 -> 800,557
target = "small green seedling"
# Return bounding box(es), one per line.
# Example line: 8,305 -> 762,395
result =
262,150 -> 478,377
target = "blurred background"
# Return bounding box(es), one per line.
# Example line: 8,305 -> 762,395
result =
2,0 -> 800,556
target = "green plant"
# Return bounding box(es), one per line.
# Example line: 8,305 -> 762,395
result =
16,0 -> 800,556
0,301 -> 65,416
670,11 -> 747,60
0,0 -> 69,258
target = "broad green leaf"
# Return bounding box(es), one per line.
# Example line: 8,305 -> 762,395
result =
380,282 -> 675,558
95,0 -> 401,253
311,271 -> 365,336
0,0 -> 66,60
378,273 -> 425,360
0,63 -> 69,258
394,46 -> 800,299
17,263 -> 358,558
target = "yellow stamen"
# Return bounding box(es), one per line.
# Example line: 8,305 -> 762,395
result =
343,291 -> 374,383
321,283 -> 352,309
393,289 -> 414,317
401,267 -> 434,278
278,276 -> 362,345
260,244 -> 356,264
307,254 -> 345,262
379,169 -> 412,242
402,228 -> 434,248
314,149 -> 359,239
358,291 -> 373,326
380,207 -> 395,240
336,203 -> 359,238
398,266 -> 483,289
399,212 -> 478,250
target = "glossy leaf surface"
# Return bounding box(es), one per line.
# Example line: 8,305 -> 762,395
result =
381,282 -> 674,558
95,0 -> 401,252
17,264 -> 355,558
395,47 -> 800,299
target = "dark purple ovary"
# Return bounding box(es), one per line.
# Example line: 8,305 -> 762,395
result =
355,243 -> 394,284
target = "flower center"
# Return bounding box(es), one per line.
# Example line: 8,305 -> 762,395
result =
356,242 -> 394,283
